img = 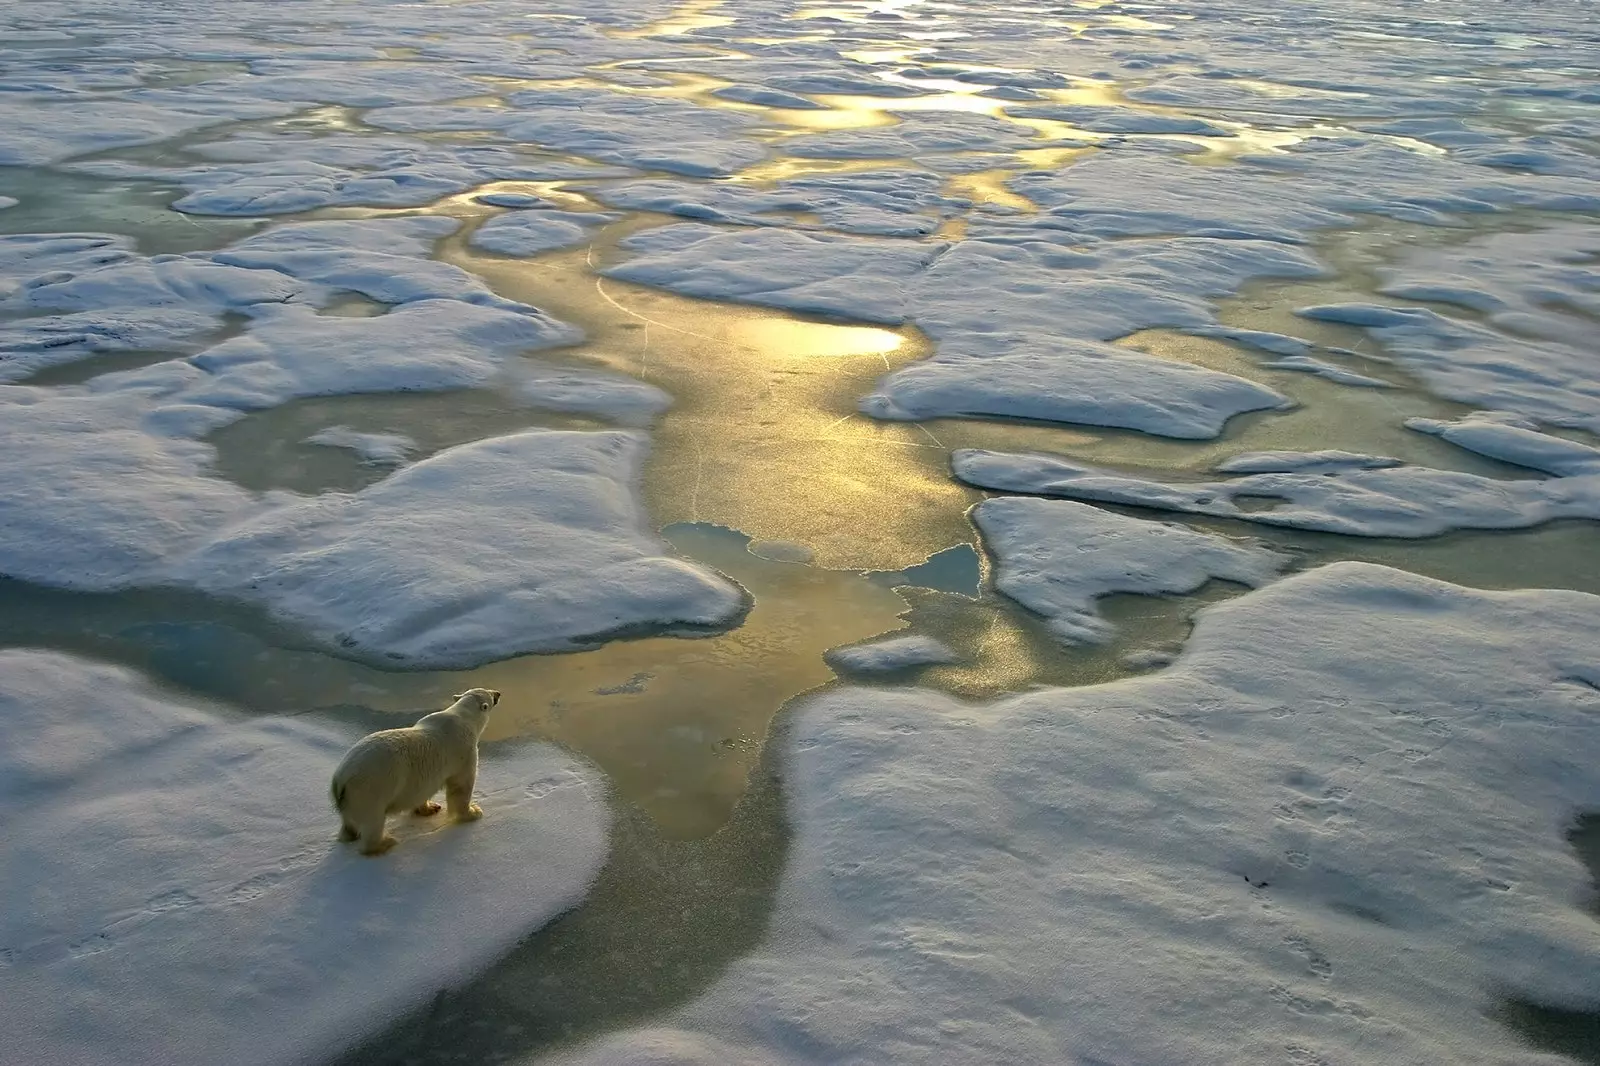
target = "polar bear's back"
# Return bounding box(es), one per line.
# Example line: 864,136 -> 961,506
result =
331,724 -> 460,815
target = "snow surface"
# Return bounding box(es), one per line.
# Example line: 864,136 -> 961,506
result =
210,216 -> 550,314
510,364 -> 673,427
860,335 -> 1287,438
469,209 -> 618,258
1405,412 -> 1600,478
973,496 -> 1288,644
369,88 -> 766,177
177,430 -> 748,667
609,224 -> 1320,438
0,217 -> 731,665
1297,302 -> 1600,433
1298,223 -> 1600,430
302,425 -> 416,465
549,563 -> 1600,1066
0,649 -> 609,1066
824,634 -> 958,674
589,172 -> 966,238
0,95 -> 301,165
952,432 -> 1600,538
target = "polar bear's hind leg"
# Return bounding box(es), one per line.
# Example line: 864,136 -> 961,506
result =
356,814 -> 398,856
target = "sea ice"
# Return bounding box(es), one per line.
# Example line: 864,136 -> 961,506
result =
303,426 -> 417,465
469,209 -> 619,258
824,634 -> 958,674
369,88 -> 765,177
0,649 -> 609,1066
973,496 -> 1288,644
1297,304 -> 1600,433
547,563 -> 1600,1066
861,335 -> 1287,438
951,439 -> 1600,539
177,431 -> 749,667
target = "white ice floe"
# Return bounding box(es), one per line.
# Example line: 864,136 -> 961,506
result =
951,432 -> 1600,538
824,634 -> 958,674
547,562 -> 1600,1066
1010,141 -> 1600,243
468,209 -> 618,257
589,171 -> 965,238
861,334 -> 1287,438
1297,303 -> 1600,433
0,649 -> 609,1066
177,430 -> 748,667
0,386 -> 258,589
1260,354 -> 1395,388
1004,102 -> 1235,137
1285,223 -> 1600,428
710,84 -> 827,109
973,495 -> 1288,644
302,425 -> 417,465
780,111 -> 1081,161
210,216 -> 544,313
203,62 -> 490,107
0,307 -> 218,382
1212,450 -> 1404,475
2,233 -> 306,315
68,138 -> 619,216
609,223 -> 1321,436
509,364 -> 673,427
605,223 -> 940,324
173,298 -> 578,410
1374,223 -> 1600,347
612,221 -> 1325,340
0,94 -> 300,165
0,213 -> 725,666
1405,412 -> 1600,477
369,88 -> 765,177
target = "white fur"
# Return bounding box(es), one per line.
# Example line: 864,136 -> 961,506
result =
330,687 -> 502,856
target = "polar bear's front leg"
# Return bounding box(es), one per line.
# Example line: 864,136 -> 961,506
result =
446,770 -> 482,822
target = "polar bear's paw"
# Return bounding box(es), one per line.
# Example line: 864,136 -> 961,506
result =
360,834 -> 399,857
413,801 -> 442,817
456,804 -> 484,823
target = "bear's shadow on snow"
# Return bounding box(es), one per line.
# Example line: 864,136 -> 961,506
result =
1495,812 -> 1600,1064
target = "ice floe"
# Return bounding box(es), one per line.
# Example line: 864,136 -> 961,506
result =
302,425 -> 416,465
369,88 -> 766,177
0,649 -> 609,1066
824,634 -> 958,674
548,562 -> 1600,1066
469,209 -> 618,258
176,431 -> 748,667
973,495 -> 1288,644
951,426 -> 1600,538
861,335 -> 1287,438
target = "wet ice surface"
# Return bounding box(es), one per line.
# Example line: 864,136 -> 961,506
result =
3,0 -> 1600,1063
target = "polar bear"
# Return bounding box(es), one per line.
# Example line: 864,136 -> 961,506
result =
330,688 -> 502,856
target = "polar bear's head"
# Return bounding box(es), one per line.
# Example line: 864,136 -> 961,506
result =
452,687 -> 502,715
